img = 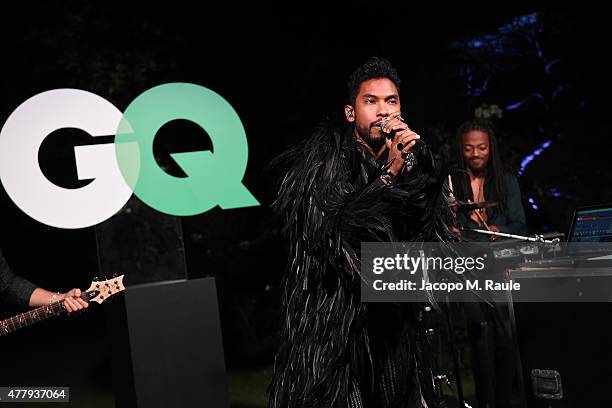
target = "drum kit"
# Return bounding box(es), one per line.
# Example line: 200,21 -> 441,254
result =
451,199 -> 560,243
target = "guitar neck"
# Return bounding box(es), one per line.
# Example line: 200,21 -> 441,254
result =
0,292 -> 88,337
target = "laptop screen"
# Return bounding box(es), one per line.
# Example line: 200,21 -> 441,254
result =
568,205 -> 612,243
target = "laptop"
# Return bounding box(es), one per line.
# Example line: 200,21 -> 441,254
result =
566,203 -> 612,243
519,203 -> 612,268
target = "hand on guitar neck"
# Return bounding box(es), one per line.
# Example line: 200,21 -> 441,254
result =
29,287 -> 89,313
1,276 -> 125,337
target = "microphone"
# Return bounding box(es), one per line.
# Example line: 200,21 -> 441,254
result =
380,117 -> 426,153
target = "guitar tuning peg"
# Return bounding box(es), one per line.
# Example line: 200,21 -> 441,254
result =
93,276 -> 100,282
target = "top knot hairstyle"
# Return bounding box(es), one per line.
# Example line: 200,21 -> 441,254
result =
347,57 -> 401,104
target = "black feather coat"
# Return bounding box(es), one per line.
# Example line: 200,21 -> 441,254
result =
268,119 -> 454,408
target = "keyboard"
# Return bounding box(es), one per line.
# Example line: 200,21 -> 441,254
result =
519,256 -> 612,269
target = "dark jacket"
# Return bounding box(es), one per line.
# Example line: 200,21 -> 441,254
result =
0,249 -> 36,307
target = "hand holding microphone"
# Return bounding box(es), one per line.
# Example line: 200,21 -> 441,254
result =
380,114 -> 421,176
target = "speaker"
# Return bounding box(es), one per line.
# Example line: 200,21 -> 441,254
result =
109,277 -> 229,408
508,267 -> 612,407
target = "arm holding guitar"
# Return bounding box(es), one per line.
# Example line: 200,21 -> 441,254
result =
1,276 -> 125,337
28,287 -> 89,313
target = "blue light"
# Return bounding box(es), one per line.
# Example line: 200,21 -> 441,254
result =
518,140 -> 552,176
553,85 -> 571,99
500,12 -> 539,33
545,59 -> 560,75
528,197 -> 539,210
506,93 -> 545,111
506,98 -> 528,111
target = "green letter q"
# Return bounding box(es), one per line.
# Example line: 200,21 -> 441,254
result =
115,83 -> 259,216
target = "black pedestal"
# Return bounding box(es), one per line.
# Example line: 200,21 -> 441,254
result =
109,277 -> 229,408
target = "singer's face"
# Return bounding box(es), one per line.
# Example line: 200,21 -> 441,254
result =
462,130 -> 490,174
352,78 -> 400,148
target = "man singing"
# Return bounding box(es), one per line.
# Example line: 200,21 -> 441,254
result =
268,57 -> 453,408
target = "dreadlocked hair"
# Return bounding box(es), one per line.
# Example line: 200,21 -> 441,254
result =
454,118 -> 507,214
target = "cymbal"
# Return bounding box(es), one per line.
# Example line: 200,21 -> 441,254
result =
452,200 -> 498,212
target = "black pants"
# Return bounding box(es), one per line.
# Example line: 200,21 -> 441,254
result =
464,301 -> 518,408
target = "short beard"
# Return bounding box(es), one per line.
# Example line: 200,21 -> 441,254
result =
468,164 -> 487,177
357,125 -> 385,151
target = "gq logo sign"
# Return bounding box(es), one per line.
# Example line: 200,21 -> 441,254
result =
0,83 -> 258,229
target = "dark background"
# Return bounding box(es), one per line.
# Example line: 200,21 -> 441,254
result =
0,3 -> 610,407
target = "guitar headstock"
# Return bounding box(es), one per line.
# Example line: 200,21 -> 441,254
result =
86,275 -> 125,304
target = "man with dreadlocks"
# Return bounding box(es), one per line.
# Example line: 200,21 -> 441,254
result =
268,57 -> 454,408
450,118 -> 527,241
450,118 -> 527,408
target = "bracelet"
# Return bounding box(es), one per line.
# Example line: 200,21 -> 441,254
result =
402,151 -> 417,169
49,292 -> 60,305
379,169 -> 396,186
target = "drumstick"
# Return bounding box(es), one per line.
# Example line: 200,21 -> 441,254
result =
473,207 -> 491,231
447,175 -> 458,210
